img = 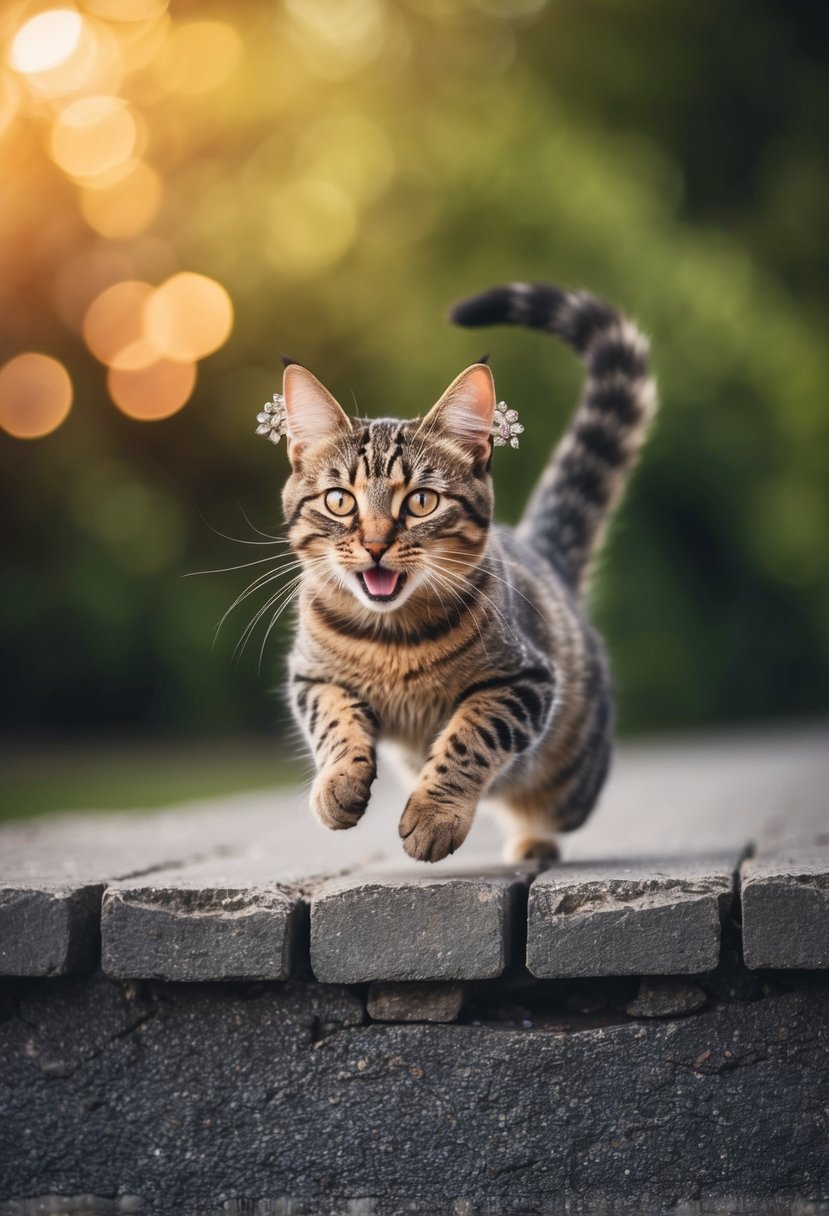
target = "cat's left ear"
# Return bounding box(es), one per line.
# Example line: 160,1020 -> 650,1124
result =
282,364 -> 353,463
422,364 -> 496,460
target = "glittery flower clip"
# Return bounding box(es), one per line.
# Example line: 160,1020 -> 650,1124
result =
255,392 -> 288,445
492,402 -> 524,449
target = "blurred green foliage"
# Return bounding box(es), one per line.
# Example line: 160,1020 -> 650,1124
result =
2,0 -> 828,740
0,741 -> 301,821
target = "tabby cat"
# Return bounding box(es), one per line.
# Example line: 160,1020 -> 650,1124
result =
281,283 -> 656,862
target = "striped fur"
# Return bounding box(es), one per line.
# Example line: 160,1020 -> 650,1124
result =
451,283 -> 657,593
281,283 -> 656,863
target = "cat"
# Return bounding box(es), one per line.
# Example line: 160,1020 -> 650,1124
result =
280,282 -> 656,863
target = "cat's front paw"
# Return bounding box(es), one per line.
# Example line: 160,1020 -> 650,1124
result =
398,792 -> 475,863
311,761 -> 374,831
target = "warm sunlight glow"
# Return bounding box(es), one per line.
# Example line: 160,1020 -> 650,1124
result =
12,17 -> 123,101
53,249 -> 135,332
156,21 -> 243,95
297,115 -> 395,206
50,95 -> 137,181
0,353 -> 73,439
108,357 -> 196,420
264,179 -> 357,276
80,161 -> 162,237
82,279 -> 154,367
83,0 -> 168,20
106,12 -> 170,73
0,72 -> 20,142
284,0 -> 387,78
9,9 -> 83,75
145,273 -> 234,361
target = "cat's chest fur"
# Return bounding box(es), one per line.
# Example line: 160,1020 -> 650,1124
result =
293,619 -> 469,750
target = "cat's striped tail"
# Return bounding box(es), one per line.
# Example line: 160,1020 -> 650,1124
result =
450,282 -> 657,596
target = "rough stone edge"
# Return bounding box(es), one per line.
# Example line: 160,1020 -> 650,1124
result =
310,874 -> 527,984
100,886 -> 308,982
526,866 -> 734,979
741,858 -> 829,970
0,883 -> 103,977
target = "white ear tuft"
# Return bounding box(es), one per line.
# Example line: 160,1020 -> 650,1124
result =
423,364 -> 496,458
282,365 -> 352,457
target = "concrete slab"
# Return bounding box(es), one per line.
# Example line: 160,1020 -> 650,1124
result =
3,729 -> 828,979
2,972 -> 828,1213
0,787 -> 383,978
527,859 -> 734,977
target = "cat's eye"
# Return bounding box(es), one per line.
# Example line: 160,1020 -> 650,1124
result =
404,489 -> 440,518
324,488 -> 356,516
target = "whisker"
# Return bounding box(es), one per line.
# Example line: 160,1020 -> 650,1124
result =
234,498 -> 287,543
233,574 -> 307,665
185,552 -> 300,578
196,506 -> 291,547
430,548 -> 545,620
218,554 -> 328,653
256,583 -> 305,673
258,568 -> 337,674
428,560 -> 520,646
212,558 -> 312,647
421,568 -> 490,659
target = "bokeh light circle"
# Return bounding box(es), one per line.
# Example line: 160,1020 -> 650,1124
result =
12,15 -> 124,102
145,273 -> 233,361
8,9 -> 83,74
107,358 -> 196,420
0,353 -> 73,439
50,95 -> 137,181
156,20 -> 243,94
82,279 -> 154,366
80,162 -> 162,237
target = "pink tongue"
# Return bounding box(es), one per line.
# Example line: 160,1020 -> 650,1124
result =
362,568 -> 400,597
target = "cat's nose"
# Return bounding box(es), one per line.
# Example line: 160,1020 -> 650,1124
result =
362,539 -> 390,564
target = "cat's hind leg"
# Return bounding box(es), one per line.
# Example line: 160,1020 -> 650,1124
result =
492,797 -> 561,864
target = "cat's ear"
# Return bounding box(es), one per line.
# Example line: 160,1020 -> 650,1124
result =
422,364 -> 496,460
282,364 -> 352,462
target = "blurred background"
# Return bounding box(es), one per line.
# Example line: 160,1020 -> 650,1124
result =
2,0 -> 828,819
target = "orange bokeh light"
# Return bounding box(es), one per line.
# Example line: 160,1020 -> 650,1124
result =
155,20 -> 243,95
50,95 -> 137,181
8,9 -> 83,75
10,14 -> 123,101
0,353 -> 73,439
82,279 -> 154,367
80,161 -> 162,237
145,272 -> 233,361
84,0 -> 169,20
107,357 -> 196,420
82,273 -> 234,378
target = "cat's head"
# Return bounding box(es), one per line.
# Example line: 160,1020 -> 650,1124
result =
280,362 -> 496,615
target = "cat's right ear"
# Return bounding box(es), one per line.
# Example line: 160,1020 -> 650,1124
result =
282,365 -> 352,464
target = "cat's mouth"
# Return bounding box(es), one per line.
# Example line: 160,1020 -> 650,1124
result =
357,567 -> 407,603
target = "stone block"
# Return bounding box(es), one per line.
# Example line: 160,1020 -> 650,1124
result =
310,870 -> 525,983
102,882 -> 304,982
625,976 -> 708,1019
366,981 -> 467,1023
742,848 -> 829,969
0,883 -> 101,976
527,860 -> 733,978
